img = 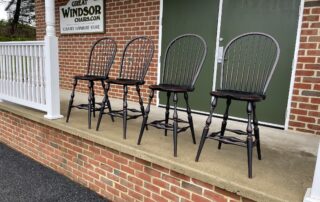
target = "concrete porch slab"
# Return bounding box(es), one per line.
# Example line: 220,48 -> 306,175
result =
0,89 -> 319,202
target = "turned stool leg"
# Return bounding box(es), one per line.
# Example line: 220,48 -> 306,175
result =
137,89 -> 154,145
218,98 -> 231,149
195,97 -> 218,161
165,92 -> 171,136
253,102 -> 262,160
123,85 -> 128,139
184,92 -> 196,144
88,81 -> 93,129
246,101 -> 254,178
66,78 -> 78,122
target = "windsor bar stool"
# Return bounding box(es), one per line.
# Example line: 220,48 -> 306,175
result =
96,36 -> 154,139
195,32 -> 280,178
137,34 -> 207,157
66,37 -> 117,129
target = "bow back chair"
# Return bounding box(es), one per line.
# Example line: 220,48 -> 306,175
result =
195,32 -> 280,178
66,37 -> 117,129
137,34 -> 207,157
96,36 -> 154,139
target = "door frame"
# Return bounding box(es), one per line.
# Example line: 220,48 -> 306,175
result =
212,0 -> 304,129
284,0 -> 305,130
157,0 -> 304,129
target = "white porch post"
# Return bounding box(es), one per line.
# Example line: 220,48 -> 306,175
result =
44,0 -> 63,119
304,141 -> 320,202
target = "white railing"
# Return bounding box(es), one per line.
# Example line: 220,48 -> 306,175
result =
0,1 -> 62,119
0,41 -> 47,111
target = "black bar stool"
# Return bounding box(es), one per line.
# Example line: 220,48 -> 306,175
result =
195,32 -> 280,178
137,34 -> 207,157
66,37 -> 117,129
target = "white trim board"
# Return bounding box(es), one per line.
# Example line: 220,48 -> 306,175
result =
156,0 -> 163,107
284,0 -> 305,130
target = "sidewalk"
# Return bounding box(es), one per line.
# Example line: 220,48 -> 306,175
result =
0,143 -> 107,202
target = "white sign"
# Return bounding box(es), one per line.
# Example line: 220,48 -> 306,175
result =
60,0 -> 105,34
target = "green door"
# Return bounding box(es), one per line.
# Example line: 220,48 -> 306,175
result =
159,0 -> 220,111
216,0 -> 300,126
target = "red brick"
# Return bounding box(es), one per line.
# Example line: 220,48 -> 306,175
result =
303,15 -> 319,21
203,190 -> 228,202
120,192 -> 135,202
291,109 -> 308,116
136,171 -> 152,182
144,198 -> 156,202
214,187 -> 241,200
152,193 -> 168,202
114,155 -> 128,165
161,190 -> 179,202
144,182 -> 160,194
153,178 -> 170,190
305,64 -> 320,70
301,29 -> 318,35
170,170 -> 190,181
192,194 -> 211,202
121,165 -> 135,175
297,128 -> 315,134
128,175 -> 143,186
120,178 -> 134,190
309,36 -> 320,42
299,103 -> 318,110
311,98 -> 320,104
162,174 -> 180,186
307,50 -> 320,56
311,22 -> 320,28
307,124 -> 320,131
144,167 -> 161,178
312,8 -> 320,14
295,70 -> 314,76
308,111 -> 320,117
191,178 -> 214,190
128,190 -> 143,201
303,77 -> 320,83
297,57 -> 316,63
129,161 -> 144,171
107,186 -> 120,197
291,96 -> 309,102
120,152 -> 134,160
304,8 -> 311,15
135,185 -> 151,197
294,83 -> 312,90
135,157 -> 152,166
108,159 -> 121,169
299,43 -> 317,49
289,121 -> 305,128
152,163 -> 170,173
181,181 -> 202,195
171,185 -> 191,199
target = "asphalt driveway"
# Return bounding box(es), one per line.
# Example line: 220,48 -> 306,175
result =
0,143 -> 108,202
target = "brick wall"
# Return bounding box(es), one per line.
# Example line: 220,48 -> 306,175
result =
288,2 -> 320,135
35,0 -> 160,103
0,110 -> 254,202
35,0 -> 320,134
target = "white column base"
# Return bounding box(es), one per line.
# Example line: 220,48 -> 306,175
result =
304,188 -> 320,202
44,114 -> 64,120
